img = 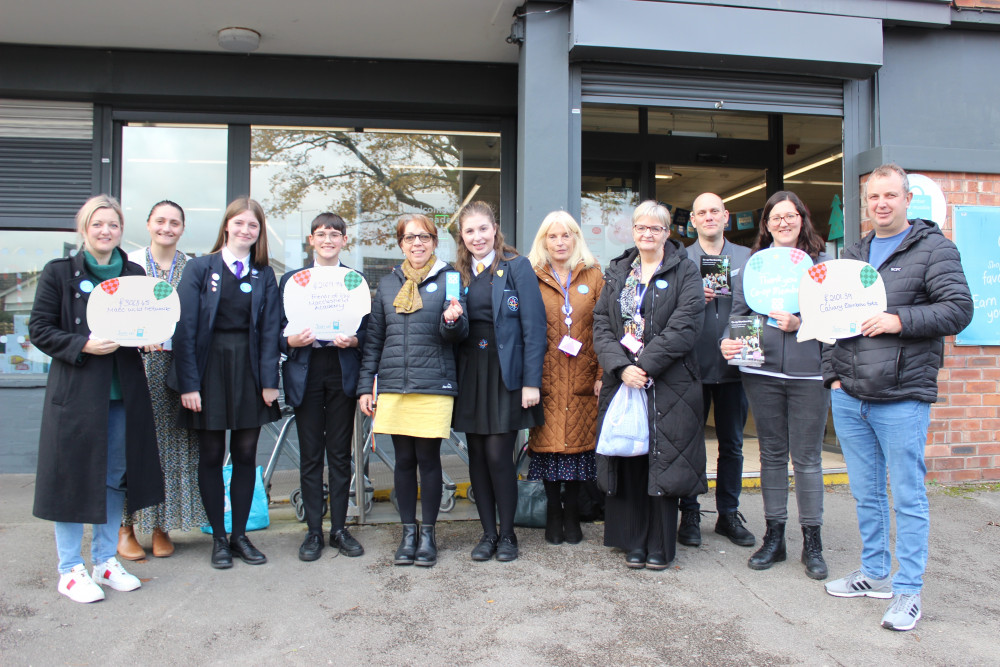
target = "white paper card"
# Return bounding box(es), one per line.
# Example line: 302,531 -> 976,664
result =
282,266 -> 371,339
620,332 -> 642,354
86,276 -> 181,346
558,335 -> 583,356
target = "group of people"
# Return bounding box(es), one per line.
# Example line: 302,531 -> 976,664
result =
31,163 -> 973,633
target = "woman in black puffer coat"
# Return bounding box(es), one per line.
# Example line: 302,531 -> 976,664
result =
594,200 -> 706,571
358,214 -> 468,567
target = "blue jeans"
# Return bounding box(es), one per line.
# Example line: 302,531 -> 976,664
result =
54,400 -> 127,573
831,389 -> 930,594
681,382 -> 748,515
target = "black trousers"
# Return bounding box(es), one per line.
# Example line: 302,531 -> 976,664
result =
293,347 -> 356,536
680,382 -> 749,515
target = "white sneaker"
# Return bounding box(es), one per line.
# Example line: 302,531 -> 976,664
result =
881,593 -> 921,631
58,564 -> 105,603
92,557 -> 141,592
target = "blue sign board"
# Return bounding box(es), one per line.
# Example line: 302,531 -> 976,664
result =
954,206 -> 1000,345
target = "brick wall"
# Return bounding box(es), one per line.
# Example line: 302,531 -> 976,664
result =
858,171 -> 1000,483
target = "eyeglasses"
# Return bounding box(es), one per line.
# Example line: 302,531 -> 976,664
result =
311,231 -> 343,241
633,225 -> 667,236
402,233 -> 434,245
767,212 -> 801,225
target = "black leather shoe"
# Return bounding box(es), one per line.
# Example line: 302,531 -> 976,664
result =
801,525 -> 828,580
230,534 -> 267,565
715,511 -> 756,547
211,535 -> 233,569
331,528 -> 364,557
748,520 -> 786,571
677,510 -> 702,547
646,552 -> 670,570
625,548 -> 647,569
496,533 -> 519,562
414,525 -> 437,567
394,524 -> 417,565
471,533 -> 498,561
298,533 -> 323,562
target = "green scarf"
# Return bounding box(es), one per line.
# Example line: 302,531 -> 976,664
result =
83,248 -> 124,282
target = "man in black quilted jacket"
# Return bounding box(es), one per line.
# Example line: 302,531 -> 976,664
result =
822,164 -> 973,632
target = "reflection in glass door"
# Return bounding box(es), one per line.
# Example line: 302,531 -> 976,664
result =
120,124 -> 229,256
580,172 -> 640,268
249,127 -> 501,280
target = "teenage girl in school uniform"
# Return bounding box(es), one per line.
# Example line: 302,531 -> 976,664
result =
173,197 -> 281,569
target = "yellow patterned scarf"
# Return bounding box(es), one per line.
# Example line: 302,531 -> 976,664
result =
393,255 -> 437,314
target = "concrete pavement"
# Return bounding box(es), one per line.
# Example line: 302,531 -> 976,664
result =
1,473 -> 998,665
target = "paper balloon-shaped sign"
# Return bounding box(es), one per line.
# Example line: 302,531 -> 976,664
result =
86,276 -> 181,346
283,266 -> 371,339
742,247 -> 814,316
796,259 -> 887,344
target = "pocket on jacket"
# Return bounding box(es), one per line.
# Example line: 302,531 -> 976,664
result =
501,289 -> 520,316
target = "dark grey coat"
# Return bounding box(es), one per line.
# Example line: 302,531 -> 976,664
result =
29,248 -> 164,524
358,259 -> 469,397
593,241 -> 708,498
822,219 -> 973,403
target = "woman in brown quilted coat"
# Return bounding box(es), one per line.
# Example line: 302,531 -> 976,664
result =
526,211 -> 604,545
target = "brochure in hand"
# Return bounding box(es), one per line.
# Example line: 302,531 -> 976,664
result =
701,255 -> 732,296
728,314 -> 765,367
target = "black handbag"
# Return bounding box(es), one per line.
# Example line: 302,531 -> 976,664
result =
513,479 -> 547,528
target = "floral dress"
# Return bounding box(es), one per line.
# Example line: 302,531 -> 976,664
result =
124,248 -> 208,532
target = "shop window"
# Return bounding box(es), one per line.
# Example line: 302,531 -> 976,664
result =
0,231 -> 80,374
249,126 -> 501,276
120,124 -> 229,256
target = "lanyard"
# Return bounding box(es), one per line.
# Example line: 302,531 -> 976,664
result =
634,281 -> 651,320
550,264 -> 573,329
147,247 -> 178,284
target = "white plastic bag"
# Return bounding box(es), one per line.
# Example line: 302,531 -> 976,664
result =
596,384 -> 649,457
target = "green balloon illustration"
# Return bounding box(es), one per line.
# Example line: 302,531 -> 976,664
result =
344,271 -> 362,291
749,255 -> 764,272
860,265 -> 878,288
153,281 -> 173,300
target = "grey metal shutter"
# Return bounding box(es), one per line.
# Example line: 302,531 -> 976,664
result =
0,100 -> 94,229
581,65 -> 844,116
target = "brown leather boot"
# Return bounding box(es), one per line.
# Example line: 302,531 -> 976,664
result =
152,527 -> 175,558
117,525 -> 145,561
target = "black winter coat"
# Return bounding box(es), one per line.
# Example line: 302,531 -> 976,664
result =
29,248 -> 164,524
358,259 -> 469,397
823,220 -> 973,403
593,241 -> 708,498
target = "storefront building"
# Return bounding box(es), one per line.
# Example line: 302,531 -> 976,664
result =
1,0 -> 998,480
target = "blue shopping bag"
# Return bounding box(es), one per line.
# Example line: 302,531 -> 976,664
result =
201,465 -> 270,534
596,385 -> 649,457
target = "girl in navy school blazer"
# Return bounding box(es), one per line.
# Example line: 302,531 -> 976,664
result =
171,197 -> 280,569
452,201 -> 546,562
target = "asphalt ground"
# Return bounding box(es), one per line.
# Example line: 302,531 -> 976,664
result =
1,473 -> 998,666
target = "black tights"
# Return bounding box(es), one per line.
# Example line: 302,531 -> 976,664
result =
198,427 -> 260,538
392,435 -> 442,525
467,432 -> 518,537
543,480 -> 581,512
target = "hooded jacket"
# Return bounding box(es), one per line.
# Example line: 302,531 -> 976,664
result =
593,240 -> 708,498
822,219 -> 973,403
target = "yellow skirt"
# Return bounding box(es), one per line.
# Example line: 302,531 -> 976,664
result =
373,393 -> 454,439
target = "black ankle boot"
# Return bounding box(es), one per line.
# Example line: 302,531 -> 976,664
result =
394,524 -> 417,565
747,520 -> 786,570
801,525 -> 828,580
562,482 -> 583,544
414,525 -> 437,567
545,500 -> 564,545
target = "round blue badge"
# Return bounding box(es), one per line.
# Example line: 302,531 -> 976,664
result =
79,280 -> 94,294
577,284 -> 589,294
426,283 -> 438,293
240,282 -> 252,293
655,279 -> 668,289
